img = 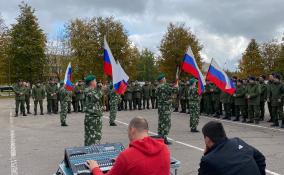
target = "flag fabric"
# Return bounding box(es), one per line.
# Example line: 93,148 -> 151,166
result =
113,61 -> 129,94
206,59 -> 236,95
104,36 -> 117,77
181,47 -> 205,94
64,62 -> 73,91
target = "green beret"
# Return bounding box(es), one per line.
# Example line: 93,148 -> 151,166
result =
85,75 -> 96,85
189,78 -> 197,85
60,80 -> 64,85
157,73 -> 165,81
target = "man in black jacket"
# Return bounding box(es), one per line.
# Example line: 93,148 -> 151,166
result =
198,121 -> 266,175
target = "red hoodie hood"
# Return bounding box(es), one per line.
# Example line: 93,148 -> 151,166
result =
129,137 -> 165,156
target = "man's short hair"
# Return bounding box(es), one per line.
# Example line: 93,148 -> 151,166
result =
202,121 -> 227,143
129,117 -> 149,132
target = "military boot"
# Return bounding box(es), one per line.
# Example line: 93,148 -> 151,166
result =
15,112 -> 18,117
271,120 -> 279,127
23,112 -> 27,116
164,136 -> 172,145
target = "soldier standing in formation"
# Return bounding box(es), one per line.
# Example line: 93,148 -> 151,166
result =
84,75 -> 104,146
233,80 -> 247,122
156,74 -> 178,145
179,81 -> 187,113
259,75 -> 267,121
59,80 -> 72,126
220,91 -> 232,120
24,82 -> 32,114
124,84 -> 133,110
267,74 -> 284,127
246,76 -> 260,124
46,79 -> 59,114
211,83 -> 221,117
74,80 -> 85,112
150,81 -> 158,109
188,78 -> 201,132
32,81 -> 45,115
133,81 -> 142,110
142,81 -> 151,109
109,84 -> 121,126
14,80 -> 26,117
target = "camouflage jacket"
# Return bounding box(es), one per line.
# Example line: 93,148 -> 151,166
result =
188,86 -> 200,104
84,87 -> 103,115
32,86 -> 46,100
59,87 -> 72,102
14,85 -> 26,101
109,88 -> 121,104
156,83 -> 178,107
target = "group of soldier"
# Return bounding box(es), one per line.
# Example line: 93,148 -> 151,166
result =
13,71 -> 284,146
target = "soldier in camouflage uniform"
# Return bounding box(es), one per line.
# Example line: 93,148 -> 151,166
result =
151,81 -> 159,109
133,81 -> 142,110
46,79 -> 59,114
32,82 -> 45,115
179,81 -> 187,113
14,80 -> 26,117
74,80 -> 85,112
220,91 -> 232,120
102,82 -> 110,112
109,84 -> 121,126
84,75 -> 104,146
258,75 -> 267,121
203,81 -> 214,116
267,74 -> 284,128
156,74 -> 178,145
211,83 -> 221,118
142,81 -> 151,109
267,74 -> 274,122
233,80 -> 247,122
124,84 -> 133,110
24,82 -> 32,114
59,81 -> 72,126
172,84 -> 179,112
188,78 -> 201,132
246,76 -> 261,124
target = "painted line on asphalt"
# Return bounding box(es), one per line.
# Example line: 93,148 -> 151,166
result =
202,116 -> 284,132
103,116 -> 281,175
10,110 -> 18,175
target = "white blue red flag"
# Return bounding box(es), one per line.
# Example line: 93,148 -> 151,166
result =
64,62 -> 73,91
181,47 -> 205,95
104,36 -> 117,77
206,59 -> 236,95
113,61 -> 129,94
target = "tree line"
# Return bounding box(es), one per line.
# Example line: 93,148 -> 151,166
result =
0,2 -> 283,85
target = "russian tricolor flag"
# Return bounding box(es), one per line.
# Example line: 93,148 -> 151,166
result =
181,47 -> 205,95
64,62 -> 73,91
206,59 -> 236,95
104,37 -> 129,94
104,36 -> 117,77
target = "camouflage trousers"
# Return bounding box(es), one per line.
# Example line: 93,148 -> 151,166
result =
189,102 -> 200,129
157,105 -> 171,137
84,114 -> 102,146
60,101 -> 68,125
248,105 -> 260,121
34,100 -> 43,114
109,102 -> 118,124
271,105 -> 284,121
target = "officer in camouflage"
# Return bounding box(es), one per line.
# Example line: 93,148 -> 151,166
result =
233,80 -> 247,122
59,80 -> 72,126
24,81 -> 32,114
142,81 -> 151,109
133,81 -> 142,110
267,74 -> 284,128
84,75 -> 104,146
188,78 -> 201,132
46,79 -> 59,114
14,80 -> 26,117
109,84 -> 121,126
74,80 -> 85,112
156,73 -> 178,145
179,81 -> 187,113
32,81 -> 45,115
124,84 -> 133,110
246,76 -> 261,124
258,75 -> 267,121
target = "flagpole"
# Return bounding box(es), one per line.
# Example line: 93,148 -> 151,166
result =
205,58 -> 213,80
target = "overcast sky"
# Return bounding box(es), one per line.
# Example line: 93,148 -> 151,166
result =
0,0 -> 283,70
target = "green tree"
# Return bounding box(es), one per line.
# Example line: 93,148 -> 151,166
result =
159,23 -> 203,81
261,40 -> 281,73
137,49 -> 158,81
8,2 -> 46,83
0,15 -> 9,84
66,17 -> 138,81
274,36 -> 284,76
238,39 -> 264,78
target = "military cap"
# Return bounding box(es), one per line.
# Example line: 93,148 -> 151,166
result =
157,73 -> 165,81
189,78 -> 197,85
85,75 -> 96,85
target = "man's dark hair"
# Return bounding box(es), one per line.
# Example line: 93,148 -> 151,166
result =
129,117 -> 149,132
202,121 -> 227,143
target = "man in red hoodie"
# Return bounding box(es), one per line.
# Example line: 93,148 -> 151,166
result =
86,117 -> 170,175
